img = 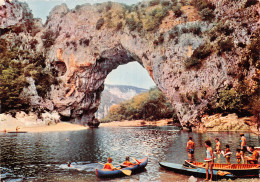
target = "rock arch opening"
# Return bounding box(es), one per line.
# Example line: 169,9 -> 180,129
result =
95,61 -> 156,120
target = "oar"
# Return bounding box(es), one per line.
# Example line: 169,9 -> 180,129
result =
98,162 -> 132,176
131,157 -> 141,165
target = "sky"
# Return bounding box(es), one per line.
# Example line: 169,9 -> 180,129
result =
17,0 -> 156,89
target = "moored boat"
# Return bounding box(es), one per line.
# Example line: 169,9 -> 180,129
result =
159,161 -> 236,180
96,157 -> 148,178
185,160 -> 260,178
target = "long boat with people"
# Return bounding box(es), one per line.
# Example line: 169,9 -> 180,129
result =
185,160 -> 260,178
159,161 -> 236,180
96,157 -> 148,178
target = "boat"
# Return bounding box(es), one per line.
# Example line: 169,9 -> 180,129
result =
96,157 -> 148,178
7,131 -> 27,133
159,161 -> 236,180
185,160 -> 260,178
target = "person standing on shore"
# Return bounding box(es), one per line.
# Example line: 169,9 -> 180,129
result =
186,137 -> 195,162
224,144 -> 232,164
240,133 -> 246,163
204,140 -> 214,181
215,138 -> 221,163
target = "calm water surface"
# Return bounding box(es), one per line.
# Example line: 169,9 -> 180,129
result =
0,126 -> 260,182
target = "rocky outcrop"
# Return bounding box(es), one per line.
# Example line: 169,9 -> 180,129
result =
0,0 -> 259,127
196,113 -> 259,133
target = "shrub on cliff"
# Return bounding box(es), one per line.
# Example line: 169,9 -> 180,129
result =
41,30 -> 56,49
96,18 -> 105,30
0,39 -> 57,112
149,0 -> 160,6
191,0 -> 215,21
102,87 -> 174,122
185,43 -> 212,70
145,7 -> 169,31
126,16 -> 138,31
172,6 -> 182,17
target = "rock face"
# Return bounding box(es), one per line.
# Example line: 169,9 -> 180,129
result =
96,84 -> 148,119
0,0 -> 259,126
197,113 -> 255,132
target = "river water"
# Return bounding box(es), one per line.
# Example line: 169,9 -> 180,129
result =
0,126 -> 260,182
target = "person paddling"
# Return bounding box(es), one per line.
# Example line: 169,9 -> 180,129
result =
186,137 -> 195,162
204,140 -> 214,181
103,157 -> 116,170
122,156 -> 136,166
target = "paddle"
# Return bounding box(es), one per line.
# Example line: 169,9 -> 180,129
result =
98,162 -> 132,176
131,157 -> 141,165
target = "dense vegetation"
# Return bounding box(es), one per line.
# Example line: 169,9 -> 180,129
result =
0,38 -> 57,113
101,87 -> 175,122
95,0 -> 215,33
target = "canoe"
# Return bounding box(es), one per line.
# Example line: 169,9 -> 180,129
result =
96,157 -> 148,178
7,131 -> 27,133
159,162 -> 236,180
185,160 -> 260,178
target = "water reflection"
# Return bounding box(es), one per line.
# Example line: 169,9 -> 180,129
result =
0,127 -> 260,181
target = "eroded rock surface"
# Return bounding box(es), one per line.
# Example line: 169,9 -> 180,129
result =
0,0 -> 259,126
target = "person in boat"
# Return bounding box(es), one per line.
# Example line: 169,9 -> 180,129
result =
186,137 -> 195,162
16,126 -> 20,132
236,149 -> 242,164
122,156 -> 137,166
103,157 -> 117,170
67,161 -> 71,167
204,140 -> 214,181
223,144 -> 232,164
240,133 -> 246,163
215,138 -> 221,162
245,146 -> 259,164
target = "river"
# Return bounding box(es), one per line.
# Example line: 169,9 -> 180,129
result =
0,126 -> 260,181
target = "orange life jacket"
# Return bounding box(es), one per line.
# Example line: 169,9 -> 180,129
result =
103,163 -> 114,169
123,161 -> 134,166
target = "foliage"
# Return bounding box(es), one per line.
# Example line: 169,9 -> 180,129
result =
172,6 -> 182,17
149,0 -> 160,6
102,87 -> 174,122
125,16 -> 138,31
217,38 -> 234,53
191,0 -> 215,21
185,43 -> 212,70
145,7 -> 169,31
0,39 -> 57,112
215,88 -> 247,115
185,57 -> 201,70
96,18 -> 105,30
41,30 -> 56,49
244,0 -> 258,8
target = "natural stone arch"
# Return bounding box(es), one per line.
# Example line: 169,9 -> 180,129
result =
50,43 -> 144,126
1,0 -> 259,127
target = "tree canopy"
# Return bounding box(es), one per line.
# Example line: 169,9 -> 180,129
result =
102,87 -> 174,122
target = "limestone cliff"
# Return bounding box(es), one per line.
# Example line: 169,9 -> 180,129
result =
0,0 -> 259,127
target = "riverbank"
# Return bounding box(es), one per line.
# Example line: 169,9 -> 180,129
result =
0,113 -> 87,133
100,119 -> 174,127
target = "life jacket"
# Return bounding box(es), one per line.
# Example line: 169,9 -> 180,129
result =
123,161 -> 133,166
103,163 -> 113,169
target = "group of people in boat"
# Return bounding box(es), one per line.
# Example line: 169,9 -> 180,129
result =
103,156 -> 140,170
187,134 -> 259,181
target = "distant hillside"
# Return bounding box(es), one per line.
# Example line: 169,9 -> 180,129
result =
96,84 -> 148,119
